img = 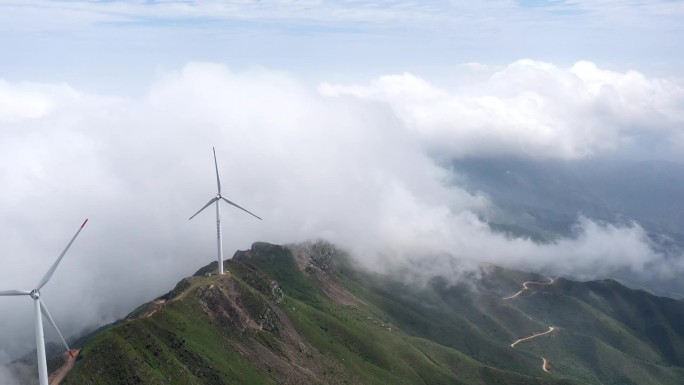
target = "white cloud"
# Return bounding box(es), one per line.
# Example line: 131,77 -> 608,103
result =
375,214 -> 667,286
0,350 -> 32,385
0,80 -> 62,122
1,61 -> 682,368
321,59 -> 684,159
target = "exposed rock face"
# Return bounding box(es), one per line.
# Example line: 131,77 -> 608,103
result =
257,307 -> 277,331
234,242 -> 290,262
270,280 -> 284,304
232,248 -> 254,261
287,241 -> 359,306
288,240 -> 343,271
307,241 -> 335,271
237,240 -> 342,273
196,279 -> 261,332
194,275 -> 284,335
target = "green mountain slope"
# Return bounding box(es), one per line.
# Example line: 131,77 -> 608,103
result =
62,241 -> 684,384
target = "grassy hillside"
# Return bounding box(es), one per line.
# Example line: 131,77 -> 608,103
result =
62,241 -> 684,384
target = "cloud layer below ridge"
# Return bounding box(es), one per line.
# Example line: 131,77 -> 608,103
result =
1,60 -> 683,361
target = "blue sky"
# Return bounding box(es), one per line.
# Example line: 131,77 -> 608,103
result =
0,0 -> 682,92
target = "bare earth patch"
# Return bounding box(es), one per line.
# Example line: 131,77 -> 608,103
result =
49,349 -> 80,385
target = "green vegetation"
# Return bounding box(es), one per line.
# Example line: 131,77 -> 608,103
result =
63,242 -> 684,384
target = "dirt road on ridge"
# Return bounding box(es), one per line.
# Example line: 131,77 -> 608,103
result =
503,277 -> 554,300
510,326 -> 556,347
504,277 -> 557,373
49,349 -> 80,385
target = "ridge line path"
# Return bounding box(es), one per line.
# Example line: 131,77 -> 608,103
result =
141,276 -> 207,319
503,277 -> 554,300
49,349 -> 80,385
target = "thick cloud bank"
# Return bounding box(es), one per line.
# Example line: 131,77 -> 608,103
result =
1,61 -> 683,365
322,60 -> 684,159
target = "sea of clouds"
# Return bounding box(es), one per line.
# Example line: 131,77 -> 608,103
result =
1,59 -> 684,364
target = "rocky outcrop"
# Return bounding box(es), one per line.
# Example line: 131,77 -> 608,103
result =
287,241 -> 359,306
270,280 -> 284,304
197,279 -> 259,332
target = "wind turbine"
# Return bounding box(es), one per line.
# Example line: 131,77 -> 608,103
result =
0,218 -> 88,385
190,148 -> 261,275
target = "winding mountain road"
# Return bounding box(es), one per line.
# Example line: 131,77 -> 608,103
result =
510,326 -> 557,373
504,277 -> 557,373
510,326 -> 556,347
503,277 -> 554,300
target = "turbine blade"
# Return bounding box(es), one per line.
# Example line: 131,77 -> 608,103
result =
0,290 -> 31,296
37,219 -> 88,290
39,299 -> 70,352
220,197 -> 262,220
213,147 -> 221,195
189,197 -> 218,220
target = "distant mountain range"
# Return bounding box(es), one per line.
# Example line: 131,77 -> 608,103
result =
28,241 -> 682,384
450,157 -> 684,298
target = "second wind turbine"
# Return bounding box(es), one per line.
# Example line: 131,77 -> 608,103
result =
190,148 -> 261,275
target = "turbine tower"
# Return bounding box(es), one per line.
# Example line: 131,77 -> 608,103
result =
190,148 -> 261,275
0,219 -> 88,385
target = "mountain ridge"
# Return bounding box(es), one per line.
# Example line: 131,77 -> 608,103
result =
36,240 -> 684,384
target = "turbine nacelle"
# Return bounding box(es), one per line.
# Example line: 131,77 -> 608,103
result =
30,289 -> 40,300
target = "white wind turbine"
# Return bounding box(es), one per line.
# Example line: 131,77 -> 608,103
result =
0,219 -> 88,385
190,148 -> 261,275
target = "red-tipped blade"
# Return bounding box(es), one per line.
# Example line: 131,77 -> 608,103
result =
36,219 -> 89,290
